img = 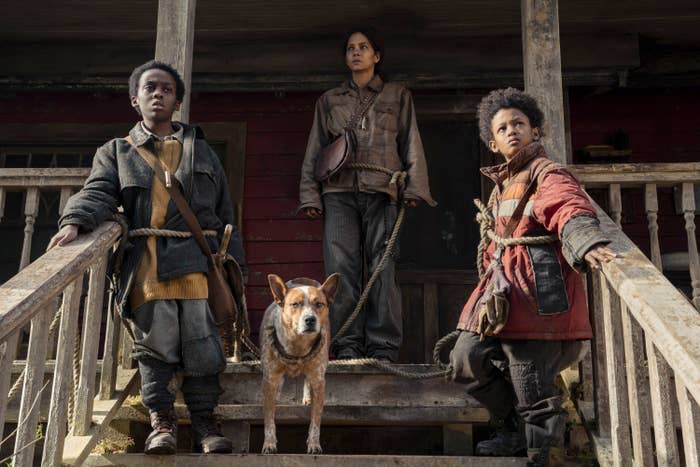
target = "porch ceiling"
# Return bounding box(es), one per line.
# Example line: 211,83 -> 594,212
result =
3,0 -> 700,47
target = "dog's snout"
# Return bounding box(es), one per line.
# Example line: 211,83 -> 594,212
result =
304,315 -> 317,326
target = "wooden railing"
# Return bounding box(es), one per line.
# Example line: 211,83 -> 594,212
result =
579,204 -> 700,467
572,162 -> 700,309
0,164 -> 698,465
569,163 -> 700,466
0,168 -> 89,271
0,221 -> 137,466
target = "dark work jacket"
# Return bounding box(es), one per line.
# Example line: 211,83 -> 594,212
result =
59,122 -> 247,319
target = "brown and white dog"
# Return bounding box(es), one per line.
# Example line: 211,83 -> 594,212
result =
260,273 -> 340,455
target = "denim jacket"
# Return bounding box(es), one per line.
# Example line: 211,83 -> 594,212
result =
59,122 -> 247,318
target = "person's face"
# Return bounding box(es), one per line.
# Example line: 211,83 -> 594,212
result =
345,32 -> 380,74
130,68 -> 181,123
488,108 -> 540,160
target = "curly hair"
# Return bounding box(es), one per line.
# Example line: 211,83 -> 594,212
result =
128,60 -> 186,102
477,88 -> 545,144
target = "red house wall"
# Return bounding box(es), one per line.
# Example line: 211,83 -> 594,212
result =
191,92 -> 323,333
2,88 -> 699,332
569,89 -> 700,256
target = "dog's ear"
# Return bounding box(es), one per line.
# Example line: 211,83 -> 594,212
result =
268,274 -> 287,305
321,273 -> 341,304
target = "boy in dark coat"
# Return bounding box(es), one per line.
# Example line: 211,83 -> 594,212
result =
449,88 -> 616,466
48,60 -> 246,455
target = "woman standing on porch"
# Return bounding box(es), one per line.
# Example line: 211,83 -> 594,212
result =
299,27 -> 436,362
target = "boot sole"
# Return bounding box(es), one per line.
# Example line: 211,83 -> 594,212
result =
145,443 -> 177,455
195,441 -> 234,454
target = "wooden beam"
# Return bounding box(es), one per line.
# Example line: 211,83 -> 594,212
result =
154,0 -> 196,123
521,0 -> 568,164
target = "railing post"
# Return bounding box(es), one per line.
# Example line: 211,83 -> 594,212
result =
589,271 -> 610,436
600,275 -> 632,465
609,184 -> 622,227
19,187 -> 40,271
58,187 -> 73,216
42,277 -> 83,466
644,184 -> 662,270
13,307 -> 51,467
99,300 -> 122,400
72,255 -> 108,435
646,339 -> 681,466
675,380 -> 700,467
682,182 -> 700,309
0,331 -> 19,435
620,303 -> 653,465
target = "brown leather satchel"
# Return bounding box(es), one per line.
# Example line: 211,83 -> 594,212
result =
314,92 -> 378,182
125,135 -> 245,331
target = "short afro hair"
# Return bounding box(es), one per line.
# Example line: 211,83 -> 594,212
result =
477,88 -> 544,144
128,60 -> 186,102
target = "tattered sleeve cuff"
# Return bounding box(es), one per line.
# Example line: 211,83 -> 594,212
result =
560,214 -> 610,272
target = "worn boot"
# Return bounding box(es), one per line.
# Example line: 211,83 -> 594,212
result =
190,411 -> 233,454
476,411 -> 527,456
145,409 -> 177,455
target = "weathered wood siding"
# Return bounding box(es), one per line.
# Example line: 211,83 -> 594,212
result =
569,89 -> 700,256
1,88 -> 699,344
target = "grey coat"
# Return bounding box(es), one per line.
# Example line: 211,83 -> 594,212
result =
59,122 -> 247,318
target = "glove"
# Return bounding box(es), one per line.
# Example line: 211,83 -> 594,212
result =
477,264 -> 511,340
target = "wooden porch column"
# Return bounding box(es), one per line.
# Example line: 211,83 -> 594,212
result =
155,0 -> 196,123
521,0 -> 568,164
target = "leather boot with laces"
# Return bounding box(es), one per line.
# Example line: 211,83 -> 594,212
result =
476,411 -> 527,456
190,411 -> 233,454
145,409 -> 177,455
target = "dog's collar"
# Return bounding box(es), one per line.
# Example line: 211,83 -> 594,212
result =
267,326 -> 325,364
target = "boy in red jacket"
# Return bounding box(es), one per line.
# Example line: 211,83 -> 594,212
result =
450,88 -> 616,466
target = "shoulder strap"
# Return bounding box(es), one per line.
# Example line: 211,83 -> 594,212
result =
346,91 -> 379,130
125,135 -> 214,257
500,160 -> 550,239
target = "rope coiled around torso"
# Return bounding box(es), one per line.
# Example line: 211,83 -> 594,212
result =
473,197 -> 557,280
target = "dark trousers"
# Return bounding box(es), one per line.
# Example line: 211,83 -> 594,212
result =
323,192 -> 402,361
131,299 -> 225,415
450,331 -> 584,451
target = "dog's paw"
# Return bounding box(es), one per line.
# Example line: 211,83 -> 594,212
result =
261,443 -> 278,455
307,444 -> 323,455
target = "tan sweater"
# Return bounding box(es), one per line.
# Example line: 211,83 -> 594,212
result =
129,139 -> 208,309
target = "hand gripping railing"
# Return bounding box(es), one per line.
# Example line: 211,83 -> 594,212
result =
0,221 -> 137,467
581,203 -> 700,467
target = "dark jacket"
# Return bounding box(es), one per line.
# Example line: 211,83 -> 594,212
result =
299,75 -> 436,210
458,143 -> 609,340
59,122 -> 247,318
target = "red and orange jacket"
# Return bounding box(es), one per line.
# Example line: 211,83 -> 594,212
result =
458,142 -> 609,340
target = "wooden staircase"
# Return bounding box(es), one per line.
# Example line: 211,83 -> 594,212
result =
81,453 -> 527,466
84,362 -> 527,466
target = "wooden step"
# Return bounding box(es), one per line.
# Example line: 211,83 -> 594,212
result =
107,362 -> 488,426
6,362 -> 486,424
82,453 -> 528,466
219,362 -> 472,405
117,403 -> 487,425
